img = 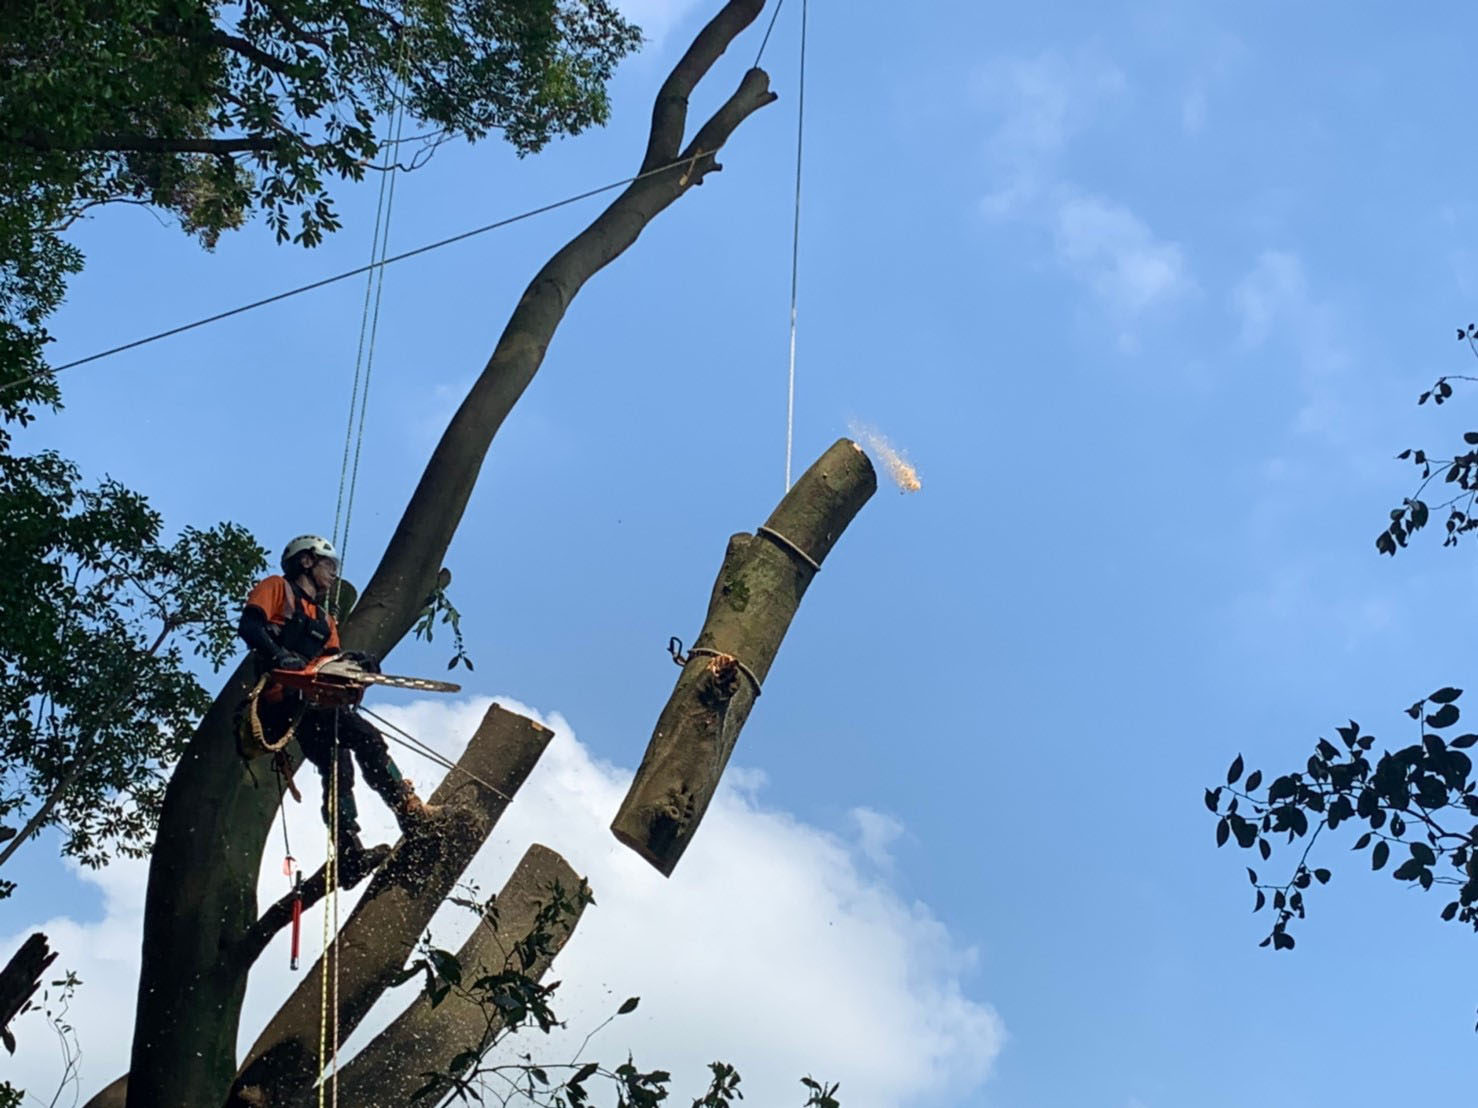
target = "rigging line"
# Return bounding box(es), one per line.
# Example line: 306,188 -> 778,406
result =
753,0 -> 786,67
9,151 -> 712,396
317,717 -> 339,1108
338,92 -> 408,575
334,92 -> 403,551
358,706 -> 515,805
784,0 -> 808,491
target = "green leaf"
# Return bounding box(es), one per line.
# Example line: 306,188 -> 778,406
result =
1373,840 -> 1390,870
1313,868 -> 1331,884
1245,770 -> 1263,792
1393,858 -> 1425,881
617,996 -> 640,1015
1427,704 -> 1461,729
1227,755 -> 1244,786
1431,687 -> 1464,704
572,1062 -> 599,1084
1443,901 -> 1460,921
1411,842 -> 1437,866
428,948 -> 462,986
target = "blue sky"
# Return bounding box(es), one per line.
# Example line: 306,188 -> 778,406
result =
9,1 -> 1478,1104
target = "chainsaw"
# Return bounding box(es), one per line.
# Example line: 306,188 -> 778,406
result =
270,654 -> 462,709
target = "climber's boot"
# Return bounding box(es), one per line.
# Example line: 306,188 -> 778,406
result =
336,827 -> 391,889
394,779 -> 445,835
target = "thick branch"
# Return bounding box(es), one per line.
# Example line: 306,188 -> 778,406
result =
642,0 -> 765,171
0,933 -> 56,1053
327,844 -> 587,1108
208,29 -> 299,75
612,440 -> 877,875
345,5 -> 776,656
230,705 -> 553,1106
232,859 -> 332,973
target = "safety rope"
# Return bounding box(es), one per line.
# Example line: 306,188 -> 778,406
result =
333,88 -> 407,575
321,50 -> 408,1104
783,0 -> 808,491
358,705 -> 515,804
317,713 -> 339,1108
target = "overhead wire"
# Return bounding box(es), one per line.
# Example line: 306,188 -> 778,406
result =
3,152 -> 722,399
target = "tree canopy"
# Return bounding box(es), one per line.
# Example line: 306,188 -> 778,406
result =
0,0 -> 641,404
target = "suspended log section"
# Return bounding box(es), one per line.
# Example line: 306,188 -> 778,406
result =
612,438 -> 876,875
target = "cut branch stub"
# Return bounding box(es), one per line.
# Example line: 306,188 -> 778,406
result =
231,704 -> 552,1107
327,843 -> 589,1108
612,439 -> 876,875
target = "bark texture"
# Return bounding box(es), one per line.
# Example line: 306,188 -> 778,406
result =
327,843 -> 587,1108
612,439 -> 876,875
230,705 -> 552,1107
121,5 -> 775,1105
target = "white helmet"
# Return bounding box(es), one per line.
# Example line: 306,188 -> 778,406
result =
281,534 -> 338,572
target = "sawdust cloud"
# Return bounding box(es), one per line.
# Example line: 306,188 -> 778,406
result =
849,422 -> 922,493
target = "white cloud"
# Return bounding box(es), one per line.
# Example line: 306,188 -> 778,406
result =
1053,195 -> 1192,315
972,51 -> 1191,333
617,0 -> 706,49
973,50 -> 1126,215
1231,250 -> 1351,437
850,807 -> 904,872
2,696 -> 1001,1108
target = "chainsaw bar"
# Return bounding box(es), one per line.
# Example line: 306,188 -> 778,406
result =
271,656 -> 461,699
355,672 -> 462,694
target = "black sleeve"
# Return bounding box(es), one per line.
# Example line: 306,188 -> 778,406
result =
238,605 -> 283,662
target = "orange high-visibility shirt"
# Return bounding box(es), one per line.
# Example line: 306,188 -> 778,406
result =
244,575 -> 341,656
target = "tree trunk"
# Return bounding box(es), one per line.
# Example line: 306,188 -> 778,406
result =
327,843 -> 587,1108
122,4 -> 776,1105
230,705 -> 551,1107
612,440 -> 876,875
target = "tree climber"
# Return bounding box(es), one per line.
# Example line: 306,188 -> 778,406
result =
238,534 -> 440,885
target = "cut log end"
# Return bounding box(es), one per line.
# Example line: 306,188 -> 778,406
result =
611,816 -> 682,878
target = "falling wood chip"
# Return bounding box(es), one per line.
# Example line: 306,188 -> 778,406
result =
849,421 -> 921,493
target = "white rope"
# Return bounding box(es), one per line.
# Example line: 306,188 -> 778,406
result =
784,0 -> 809,491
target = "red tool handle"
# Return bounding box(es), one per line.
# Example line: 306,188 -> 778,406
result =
290,870 -> 303,970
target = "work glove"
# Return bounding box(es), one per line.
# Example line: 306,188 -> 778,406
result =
340,650 -> 381,673
273,650 -> 309,671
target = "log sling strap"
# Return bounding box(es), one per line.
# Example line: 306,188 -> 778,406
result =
667,637 -> 763,699
755,524 -> 821,572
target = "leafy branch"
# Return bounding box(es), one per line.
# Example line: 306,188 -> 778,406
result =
1208,687 -> 1478,952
